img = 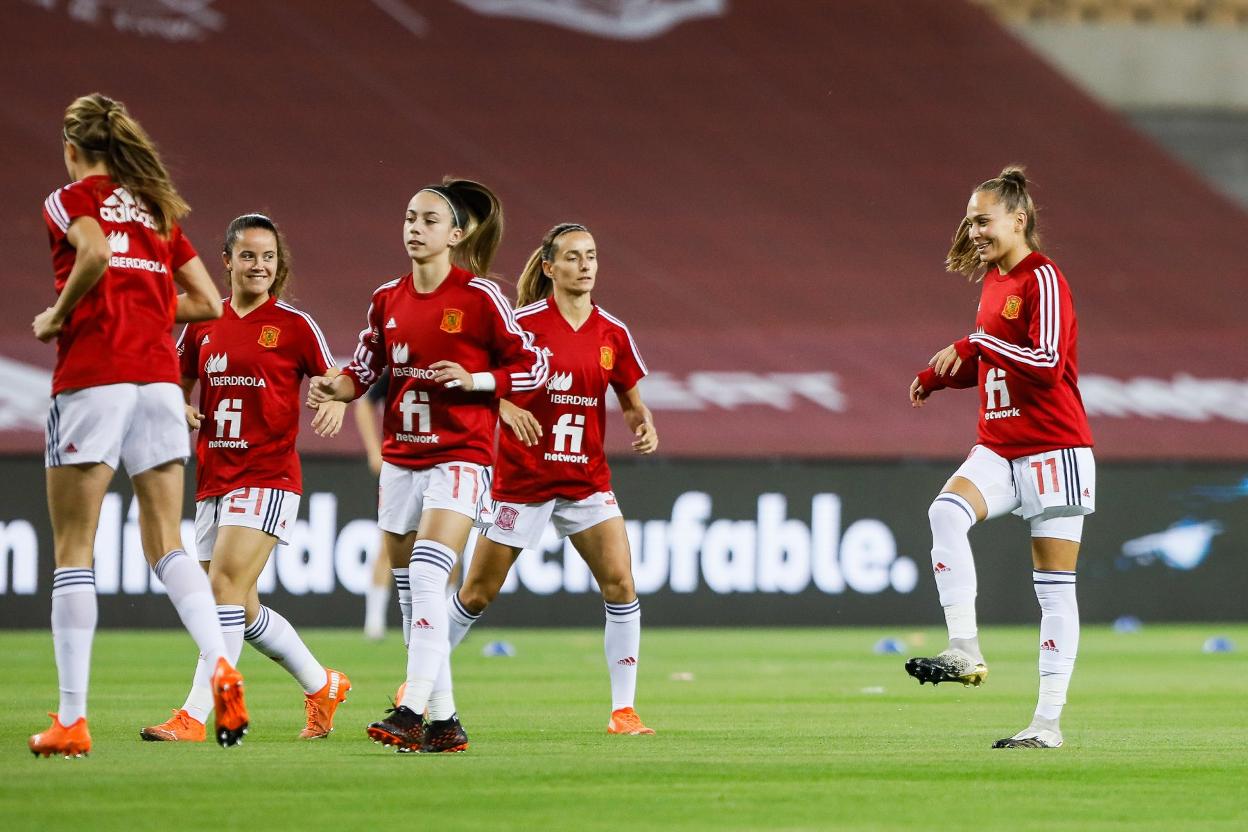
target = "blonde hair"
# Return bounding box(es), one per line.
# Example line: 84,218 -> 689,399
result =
62,93 -> 188,236
515,223 -> 589,308
421,178 -> 503,276
946,165 -> 1041,280
223,213 -> 293,300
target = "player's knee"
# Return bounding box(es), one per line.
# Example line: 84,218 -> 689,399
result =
928,494 -> 974,535
598,572 -> 635,605
457,582 -> 496,613
209,570 -> 246,605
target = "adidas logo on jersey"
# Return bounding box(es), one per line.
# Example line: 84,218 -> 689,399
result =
546,371 -> 573,392
386,317 -> 397,329
391,343 -> 409,364
106,230 -> 130,254
204,353 -> 228,374
200,334 -> 210,346
100,187 -> 157,230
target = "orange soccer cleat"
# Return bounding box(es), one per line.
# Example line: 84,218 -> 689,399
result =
607,707 -> 655,736
140,709 -> 206,742
210,657 -> 249,747
300,668 -> 352,739
29,713 -> 92,758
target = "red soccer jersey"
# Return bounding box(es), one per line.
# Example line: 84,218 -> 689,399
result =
43,175 -> 198,395
341,267 -> 548,469
492,298 -> 648,503
177,296 -> 335,499
918,251 -> 1093,459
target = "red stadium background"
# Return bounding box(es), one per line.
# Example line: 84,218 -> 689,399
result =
2,0 -> 1246,460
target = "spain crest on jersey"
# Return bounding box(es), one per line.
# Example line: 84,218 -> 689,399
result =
441,308 -> 464,334
600,346 -> 615,370
1001,295 -> 1022,320
258,325 -> 280,348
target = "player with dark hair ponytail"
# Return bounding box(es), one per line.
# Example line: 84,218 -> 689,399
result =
906,166 -> 1095,750
307,177 -> 548,753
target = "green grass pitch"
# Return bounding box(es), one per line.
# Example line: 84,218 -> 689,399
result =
2,625 -> 1245,831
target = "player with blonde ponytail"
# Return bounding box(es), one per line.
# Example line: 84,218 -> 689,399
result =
906,166 -> 1095,749
29,93 -> 246,757
307,177 -> 547,753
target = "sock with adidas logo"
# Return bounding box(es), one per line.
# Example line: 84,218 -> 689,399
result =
1033,569 -> 1079,720
928,494 -> 980,651
605,599 -> 642,711
244,605 -> 327,694
51,568 -> 97,725
400,541 -> 456,714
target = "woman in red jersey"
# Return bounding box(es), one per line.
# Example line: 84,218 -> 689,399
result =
28,93 -> 246,757
307,178 -> 548,753
448,223 -> 659,736
139,213 -> 351,745
906,167 -> 1095,750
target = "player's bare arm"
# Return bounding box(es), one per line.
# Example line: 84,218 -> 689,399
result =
172,256 -> 223,323
499,398 -> 542,447
617,385 -> 657,454
33,216 -> 110,342
306,374 -> 355,407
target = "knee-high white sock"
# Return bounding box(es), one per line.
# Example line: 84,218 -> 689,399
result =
364,583 -> 390,636
1034,570 -> 1079,721
604,599 -> 641,711
428,592 -> 482,721
392,568 -> 411,647
154,550 -> 225,669
399,541 -> 455,714
180,604 -> 245,724
448,591 -> 481,650
51,568 -> 97,724
244,605 -> 326,695
218,605 -> 245,665
928,494 -> 979,646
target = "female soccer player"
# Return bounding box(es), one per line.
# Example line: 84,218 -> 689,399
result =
906,167 -> 1094,749
29,93 -> 244,757
307,179 -> 548,753
140,213 -> 351,743
448,223 -> 659,735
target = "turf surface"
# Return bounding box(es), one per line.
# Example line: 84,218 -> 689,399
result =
2,625 -> 1245,831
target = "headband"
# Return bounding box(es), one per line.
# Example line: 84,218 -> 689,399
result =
417,187 -> 461,228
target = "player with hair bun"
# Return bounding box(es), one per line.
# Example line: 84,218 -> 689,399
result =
906,166 -> 1095,749
141,212 -> 352,744
307,178 -> 548,753
449,222 -> 658,736
29,93 -> 242,757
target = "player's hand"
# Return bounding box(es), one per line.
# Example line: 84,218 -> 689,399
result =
430,360 -> 472,390
32,307 -> 66,342
306,375 -> 341,408
311,400 -> 346,438
909,377 -> 931,408
185,404 -> 204,430
929,344 -> 962,377
501,402 -> 542,447
632,419 -> 658,454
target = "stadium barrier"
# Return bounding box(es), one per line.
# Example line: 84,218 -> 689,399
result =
0,456 -> 1243,627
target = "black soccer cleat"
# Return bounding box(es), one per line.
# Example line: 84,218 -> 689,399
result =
904,649 -> 988,687
409,714 -> 469,754
366,706 -> 424,752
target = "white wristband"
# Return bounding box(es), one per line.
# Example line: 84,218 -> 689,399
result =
470,371 -> 496,392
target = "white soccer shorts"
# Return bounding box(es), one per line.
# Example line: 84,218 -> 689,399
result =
45,382 -> 189,475
951,445 -> 1095,543
194,487 -> 301,560
485,491 -> 623,551
377,460 -> 491,535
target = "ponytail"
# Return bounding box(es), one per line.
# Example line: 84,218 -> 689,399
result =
419,178 -> 503,277
62,93 -> 188,236
515,223 -> 590,308
223,213 -> 293,300
945,165 -> 1041,280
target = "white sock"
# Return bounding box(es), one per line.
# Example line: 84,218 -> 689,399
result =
928,494 -> 979,646
181,655 -> 214,724
448,591 -> 481,650
604,599 -> 641,711
154,550 -> 226,669
364,584 -> 390,635
244,605 -> 327,695
392,568 -> 411,647
51,569 -> 97,724
1034,570 -> 1079,721
400,541 -> 455,714
218,605 -> 245,665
